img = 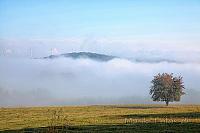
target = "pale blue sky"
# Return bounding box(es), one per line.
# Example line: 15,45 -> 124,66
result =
0,0 -> 200,39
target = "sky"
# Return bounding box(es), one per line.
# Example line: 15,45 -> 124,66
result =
0,0 -> 200,57
0,0 -> 200,40
0,0 -> 200,106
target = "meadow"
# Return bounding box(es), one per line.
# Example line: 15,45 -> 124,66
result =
0,104 -> 200,132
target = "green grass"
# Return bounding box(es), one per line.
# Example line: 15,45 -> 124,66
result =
0,104 -> 200,132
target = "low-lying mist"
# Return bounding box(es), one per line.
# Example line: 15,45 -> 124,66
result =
0,56 -> 200,106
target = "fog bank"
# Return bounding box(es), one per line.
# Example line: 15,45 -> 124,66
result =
0,57 -> 200,106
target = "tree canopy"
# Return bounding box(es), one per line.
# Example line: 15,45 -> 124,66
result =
150,73 -> 185,106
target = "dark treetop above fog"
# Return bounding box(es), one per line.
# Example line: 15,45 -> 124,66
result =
43,52 -> 117,62
42,52 -> 179,63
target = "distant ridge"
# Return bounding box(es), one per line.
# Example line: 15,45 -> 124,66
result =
42,51 -> 180,63
43,52 -> 117,62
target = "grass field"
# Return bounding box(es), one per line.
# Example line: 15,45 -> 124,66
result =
0,104 -> 200,132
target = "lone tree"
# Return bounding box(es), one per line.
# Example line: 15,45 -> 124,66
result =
150,73 -> 185,106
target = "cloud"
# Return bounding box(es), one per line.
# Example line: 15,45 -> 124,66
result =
0,37 -> 200,106
0,57 -> 200,106
0,38 -> 200,62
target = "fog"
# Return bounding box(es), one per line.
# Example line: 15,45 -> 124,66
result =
0,55 -> 200,106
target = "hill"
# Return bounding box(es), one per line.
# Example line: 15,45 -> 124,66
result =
42,51 -> 180,63
43,52 -> 117,62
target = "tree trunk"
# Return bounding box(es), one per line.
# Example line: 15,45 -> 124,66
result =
166,101 -> 169,106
